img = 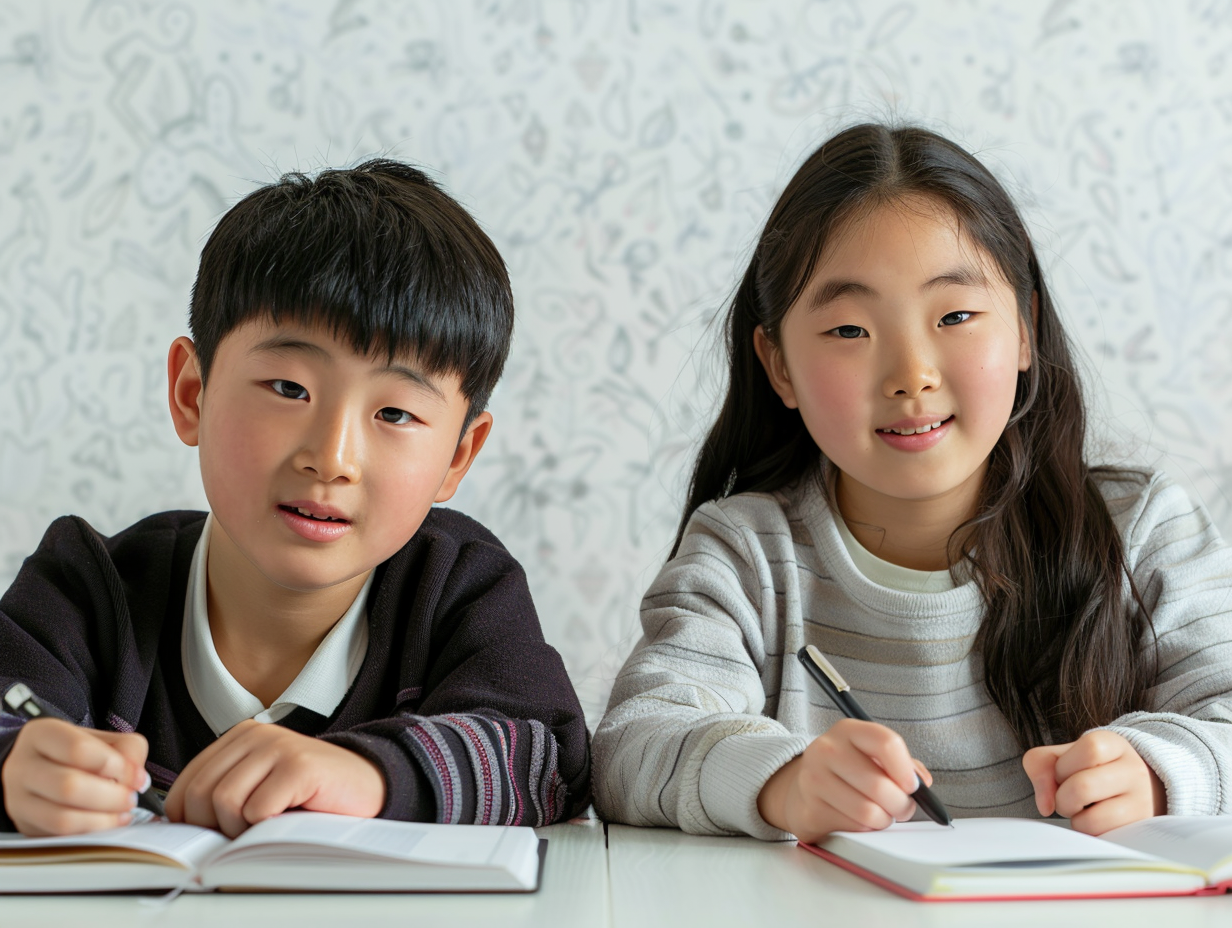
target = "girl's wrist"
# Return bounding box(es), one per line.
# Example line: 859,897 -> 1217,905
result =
757,755 -> 801,832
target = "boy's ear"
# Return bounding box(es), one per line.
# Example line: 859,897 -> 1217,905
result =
753,325 -> 799,409
434,410 -> 493,503
167,336 -> 205,447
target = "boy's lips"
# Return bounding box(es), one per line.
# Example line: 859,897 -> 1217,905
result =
276,500 -> 353,542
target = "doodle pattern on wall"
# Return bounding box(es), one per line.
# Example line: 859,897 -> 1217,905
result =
2,1 -> 1231,723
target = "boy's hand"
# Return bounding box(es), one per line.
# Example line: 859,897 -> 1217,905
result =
165,720 -> 386,837
2,718 -> 149,836
756,718 -> 932,844
1023,730 -> 1166,835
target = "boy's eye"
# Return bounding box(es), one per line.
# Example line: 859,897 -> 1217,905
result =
270,380 -> 309,400
377,407 -> 414,425
828,325 -> 867,339
939,311 -> 973,326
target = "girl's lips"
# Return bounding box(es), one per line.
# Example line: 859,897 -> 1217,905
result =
276,505 -> 352,542
875,416 -> 954,452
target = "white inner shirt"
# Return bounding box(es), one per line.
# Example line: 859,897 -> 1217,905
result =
834,515 -> 958,593
181,514 -> 372,736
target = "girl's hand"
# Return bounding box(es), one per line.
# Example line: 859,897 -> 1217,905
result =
1022,730 -> 1166,835
165,720 -> 386,837
1,718 -> 149,836
756,718 -> 932,844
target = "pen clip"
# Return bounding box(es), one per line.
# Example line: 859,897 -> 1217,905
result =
803,645 -> 850,692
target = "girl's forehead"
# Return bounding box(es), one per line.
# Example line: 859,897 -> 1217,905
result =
817,195 -> 983,273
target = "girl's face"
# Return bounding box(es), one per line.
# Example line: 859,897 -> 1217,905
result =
756,196 -> 1031,515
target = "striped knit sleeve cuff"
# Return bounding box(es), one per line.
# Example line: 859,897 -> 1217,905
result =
0,724 -> 21,832
698,731 -> 811,841
1104,713 -> 1227,816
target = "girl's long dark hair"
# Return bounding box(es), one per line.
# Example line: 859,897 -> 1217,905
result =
677,124 -> 1154,750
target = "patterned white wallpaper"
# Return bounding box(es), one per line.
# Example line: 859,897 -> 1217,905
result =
2,1 -> 1231,724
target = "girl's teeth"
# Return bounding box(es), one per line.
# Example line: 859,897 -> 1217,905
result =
885,419 -> 946,435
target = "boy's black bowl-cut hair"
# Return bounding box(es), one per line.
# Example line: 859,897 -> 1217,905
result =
189,159 -> 513,428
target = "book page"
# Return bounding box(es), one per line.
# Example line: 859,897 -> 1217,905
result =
829,818 -> 1163,868
1101,816 -> 1232,877
0,822 -> 228,870
210,812 -> 509,867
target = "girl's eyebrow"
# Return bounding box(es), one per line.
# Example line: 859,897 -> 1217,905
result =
806,264 -> 989,311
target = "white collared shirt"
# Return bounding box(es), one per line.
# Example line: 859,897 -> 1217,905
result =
181,514 -> 372,737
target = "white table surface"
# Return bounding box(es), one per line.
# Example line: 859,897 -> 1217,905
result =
0,817 -> 609,928
607,824 -> 1232,928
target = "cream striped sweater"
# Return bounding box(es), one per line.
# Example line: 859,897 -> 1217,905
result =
592,470 -> 1232,839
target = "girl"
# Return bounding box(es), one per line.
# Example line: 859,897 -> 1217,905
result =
592,124 -> 1232,844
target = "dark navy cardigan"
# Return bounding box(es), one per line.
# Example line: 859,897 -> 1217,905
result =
0,509 -> 590,830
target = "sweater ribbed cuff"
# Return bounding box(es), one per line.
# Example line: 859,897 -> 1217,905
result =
1104,713 -> 1225,816
0,727 -> 20,832
698,731 -> 811,841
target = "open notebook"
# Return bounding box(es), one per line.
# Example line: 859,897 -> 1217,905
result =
0,811 -> 544,893
801,816 -> 1232,901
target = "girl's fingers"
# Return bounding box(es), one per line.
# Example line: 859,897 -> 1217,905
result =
912,758 -> 933,789
810,768 -> 898,831
14,791 -> 132,837
1022,744 -> 1066,816
839,721 -> 918,793
1053,731 -> 1128,783
1069,792 -> 1149,836
1054,761 -> 1134,819
827,747 -> 916,820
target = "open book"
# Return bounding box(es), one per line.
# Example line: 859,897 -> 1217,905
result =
0,811 -> 544,893
801,816 -> 1232,901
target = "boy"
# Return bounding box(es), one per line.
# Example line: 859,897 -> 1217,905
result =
0,160 -> 590,837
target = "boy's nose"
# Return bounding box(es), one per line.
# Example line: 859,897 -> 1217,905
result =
298,409 -> 363,483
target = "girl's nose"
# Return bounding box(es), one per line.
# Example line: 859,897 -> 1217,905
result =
882,343 -> 942,399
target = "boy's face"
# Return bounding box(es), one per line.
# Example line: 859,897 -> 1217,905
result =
168,317 -> 490,593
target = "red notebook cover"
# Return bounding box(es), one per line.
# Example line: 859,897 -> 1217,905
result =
797,842 -> 1232,902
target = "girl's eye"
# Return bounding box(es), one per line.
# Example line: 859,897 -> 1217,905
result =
377,407 -> 414,425
828,325 -> 867,339
939,311 -> 973,326
270,380 -> 308,400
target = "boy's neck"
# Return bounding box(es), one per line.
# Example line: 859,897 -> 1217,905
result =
835,466 -> 984,572
204,521 -> 371,708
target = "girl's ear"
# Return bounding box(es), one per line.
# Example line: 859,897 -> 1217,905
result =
168,336 -> 204,447
1018,292 -> 1038,372
753,325 -> 799,409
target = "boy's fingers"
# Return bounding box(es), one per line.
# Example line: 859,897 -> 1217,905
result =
1022,745 -> 1066,816
33,722 -> 136,787
26,765 -> 139,814
93,731 -> 150,790
14,792 -> 132,837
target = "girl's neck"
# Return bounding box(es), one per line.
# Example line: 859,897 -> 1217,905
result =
834,464 -> 985,572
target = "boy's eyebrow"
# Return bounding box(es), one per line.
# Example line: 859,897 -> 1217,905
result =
805,265 -> 989,310
250,335 -> 447,400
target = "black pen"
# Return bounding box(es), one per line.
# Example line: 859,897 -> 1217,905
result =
797,645 -> 952,827
2,682 -> 166,818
